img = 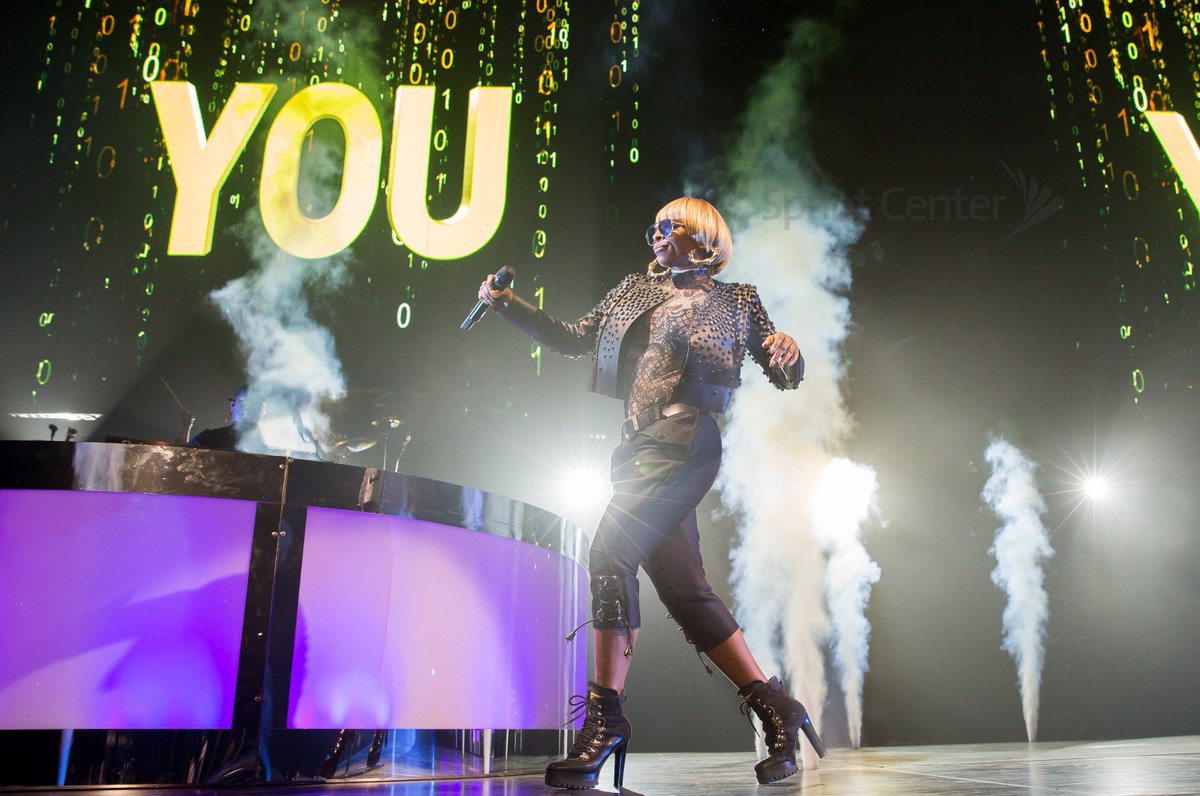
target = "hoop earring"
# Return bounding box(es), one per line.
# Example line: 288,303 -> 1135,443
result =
647,259 -> 670,276
687,247 -> 719,267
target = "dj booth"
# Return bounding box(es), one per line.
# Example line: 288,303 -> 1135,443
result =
0,441 -> 588,786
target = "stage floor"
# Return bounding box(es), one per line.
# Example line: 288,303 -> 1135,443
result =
17,736 -> 1199,795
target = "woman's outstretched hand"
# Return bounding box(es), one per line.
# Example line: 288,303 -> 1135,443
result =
478,273 -> 514,307
763,332 -> 800,368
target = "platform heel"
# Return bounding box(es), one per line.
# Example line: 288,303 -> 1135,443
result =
738,677 -> 826,784
545,681 -> 632,790
611,741 -> 628,789
799,712 -> 826,758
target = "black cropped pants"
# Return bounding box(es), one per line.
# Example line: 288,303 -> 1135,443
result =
588,411 -> 740,653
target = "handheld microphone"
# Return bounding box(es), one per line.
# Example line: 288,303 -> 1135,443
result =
461,265 -> 516,330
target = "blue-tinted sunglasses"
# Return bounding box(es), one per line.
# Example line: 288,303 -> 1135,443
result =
645,218 -> 686,246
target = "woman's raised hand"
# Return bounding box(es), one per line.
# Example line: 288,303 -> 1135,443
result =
478,273 -> 514,306
762,332 -> 800,368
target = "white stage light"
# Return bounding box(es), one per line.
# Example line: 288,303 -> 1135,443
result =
559,467 -> 610,511
1081,474 -> 1110,501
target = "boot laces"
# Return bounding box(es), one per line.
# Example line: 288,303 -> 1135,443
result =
568,577 -> 634,655
740,699 -> 788,753
564,617 -> 594,642
595,577 -> 634,655
564,694 -> 608,757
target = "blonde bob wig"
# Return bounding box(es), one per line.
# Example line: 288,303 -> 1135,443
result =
654,196 -> 734,275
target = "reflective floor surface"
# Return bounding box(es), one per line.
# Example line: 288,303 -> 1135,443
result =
9,736 -> 1198,795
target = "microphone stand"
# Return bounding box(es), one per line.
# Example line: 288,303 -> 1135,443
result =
394,434 -> 412,472
292,409 -> 324,461
160,377 -> 195,442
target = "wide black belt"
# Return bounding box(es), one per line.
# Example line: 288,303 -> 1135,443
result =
622,402 -> 704,439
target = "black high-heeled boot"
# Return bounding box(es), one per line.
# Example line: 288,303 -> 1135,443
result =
545,681 -> 632,790
738,677 -> 826,784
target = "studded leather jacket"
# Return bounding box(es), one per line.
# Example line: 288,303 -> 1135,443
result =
496,271 -> 803,413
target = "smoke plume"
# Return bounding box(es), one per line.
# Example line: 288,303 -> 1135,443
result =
810,458 -> 881,748
982,436 -> 1054,742
209,1 -> 387,456
710,12 -> 879,759
211,133 -> 351,457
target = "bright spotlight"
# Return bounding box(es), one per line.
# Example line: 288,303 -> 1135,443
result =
1081,475 -> 1110,501
1048,429 -> 1135,531
558,467 -> 611,512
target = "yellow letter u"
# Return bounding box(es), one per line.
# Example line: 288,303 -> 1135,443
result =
387,86 -> 512,260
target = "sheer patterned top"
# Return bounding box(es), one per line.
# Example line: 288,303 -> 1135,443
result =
624,270 -> 713,421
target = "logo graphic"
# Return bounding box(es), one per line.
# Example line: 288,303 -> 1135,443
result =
1002,161 -> 1065,239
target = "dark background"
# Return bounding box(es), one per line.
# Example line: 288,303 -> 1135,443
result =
2,0 -> 1197,750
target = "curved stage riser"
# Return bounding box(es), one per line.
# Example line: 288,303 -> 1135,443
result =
0,442 -> 588,786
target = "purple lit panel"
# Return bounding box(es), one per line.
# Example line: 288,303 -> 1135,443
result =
0,490 -> 255,729
288,508 -> 588,729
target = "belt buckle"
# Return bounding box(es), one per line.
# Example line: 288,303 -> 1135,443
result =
622,407 -> 661,439
621,416 -> 637,439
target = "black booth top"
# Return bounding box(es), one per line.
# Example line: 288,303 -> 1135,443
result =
0,440 -> 588,565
